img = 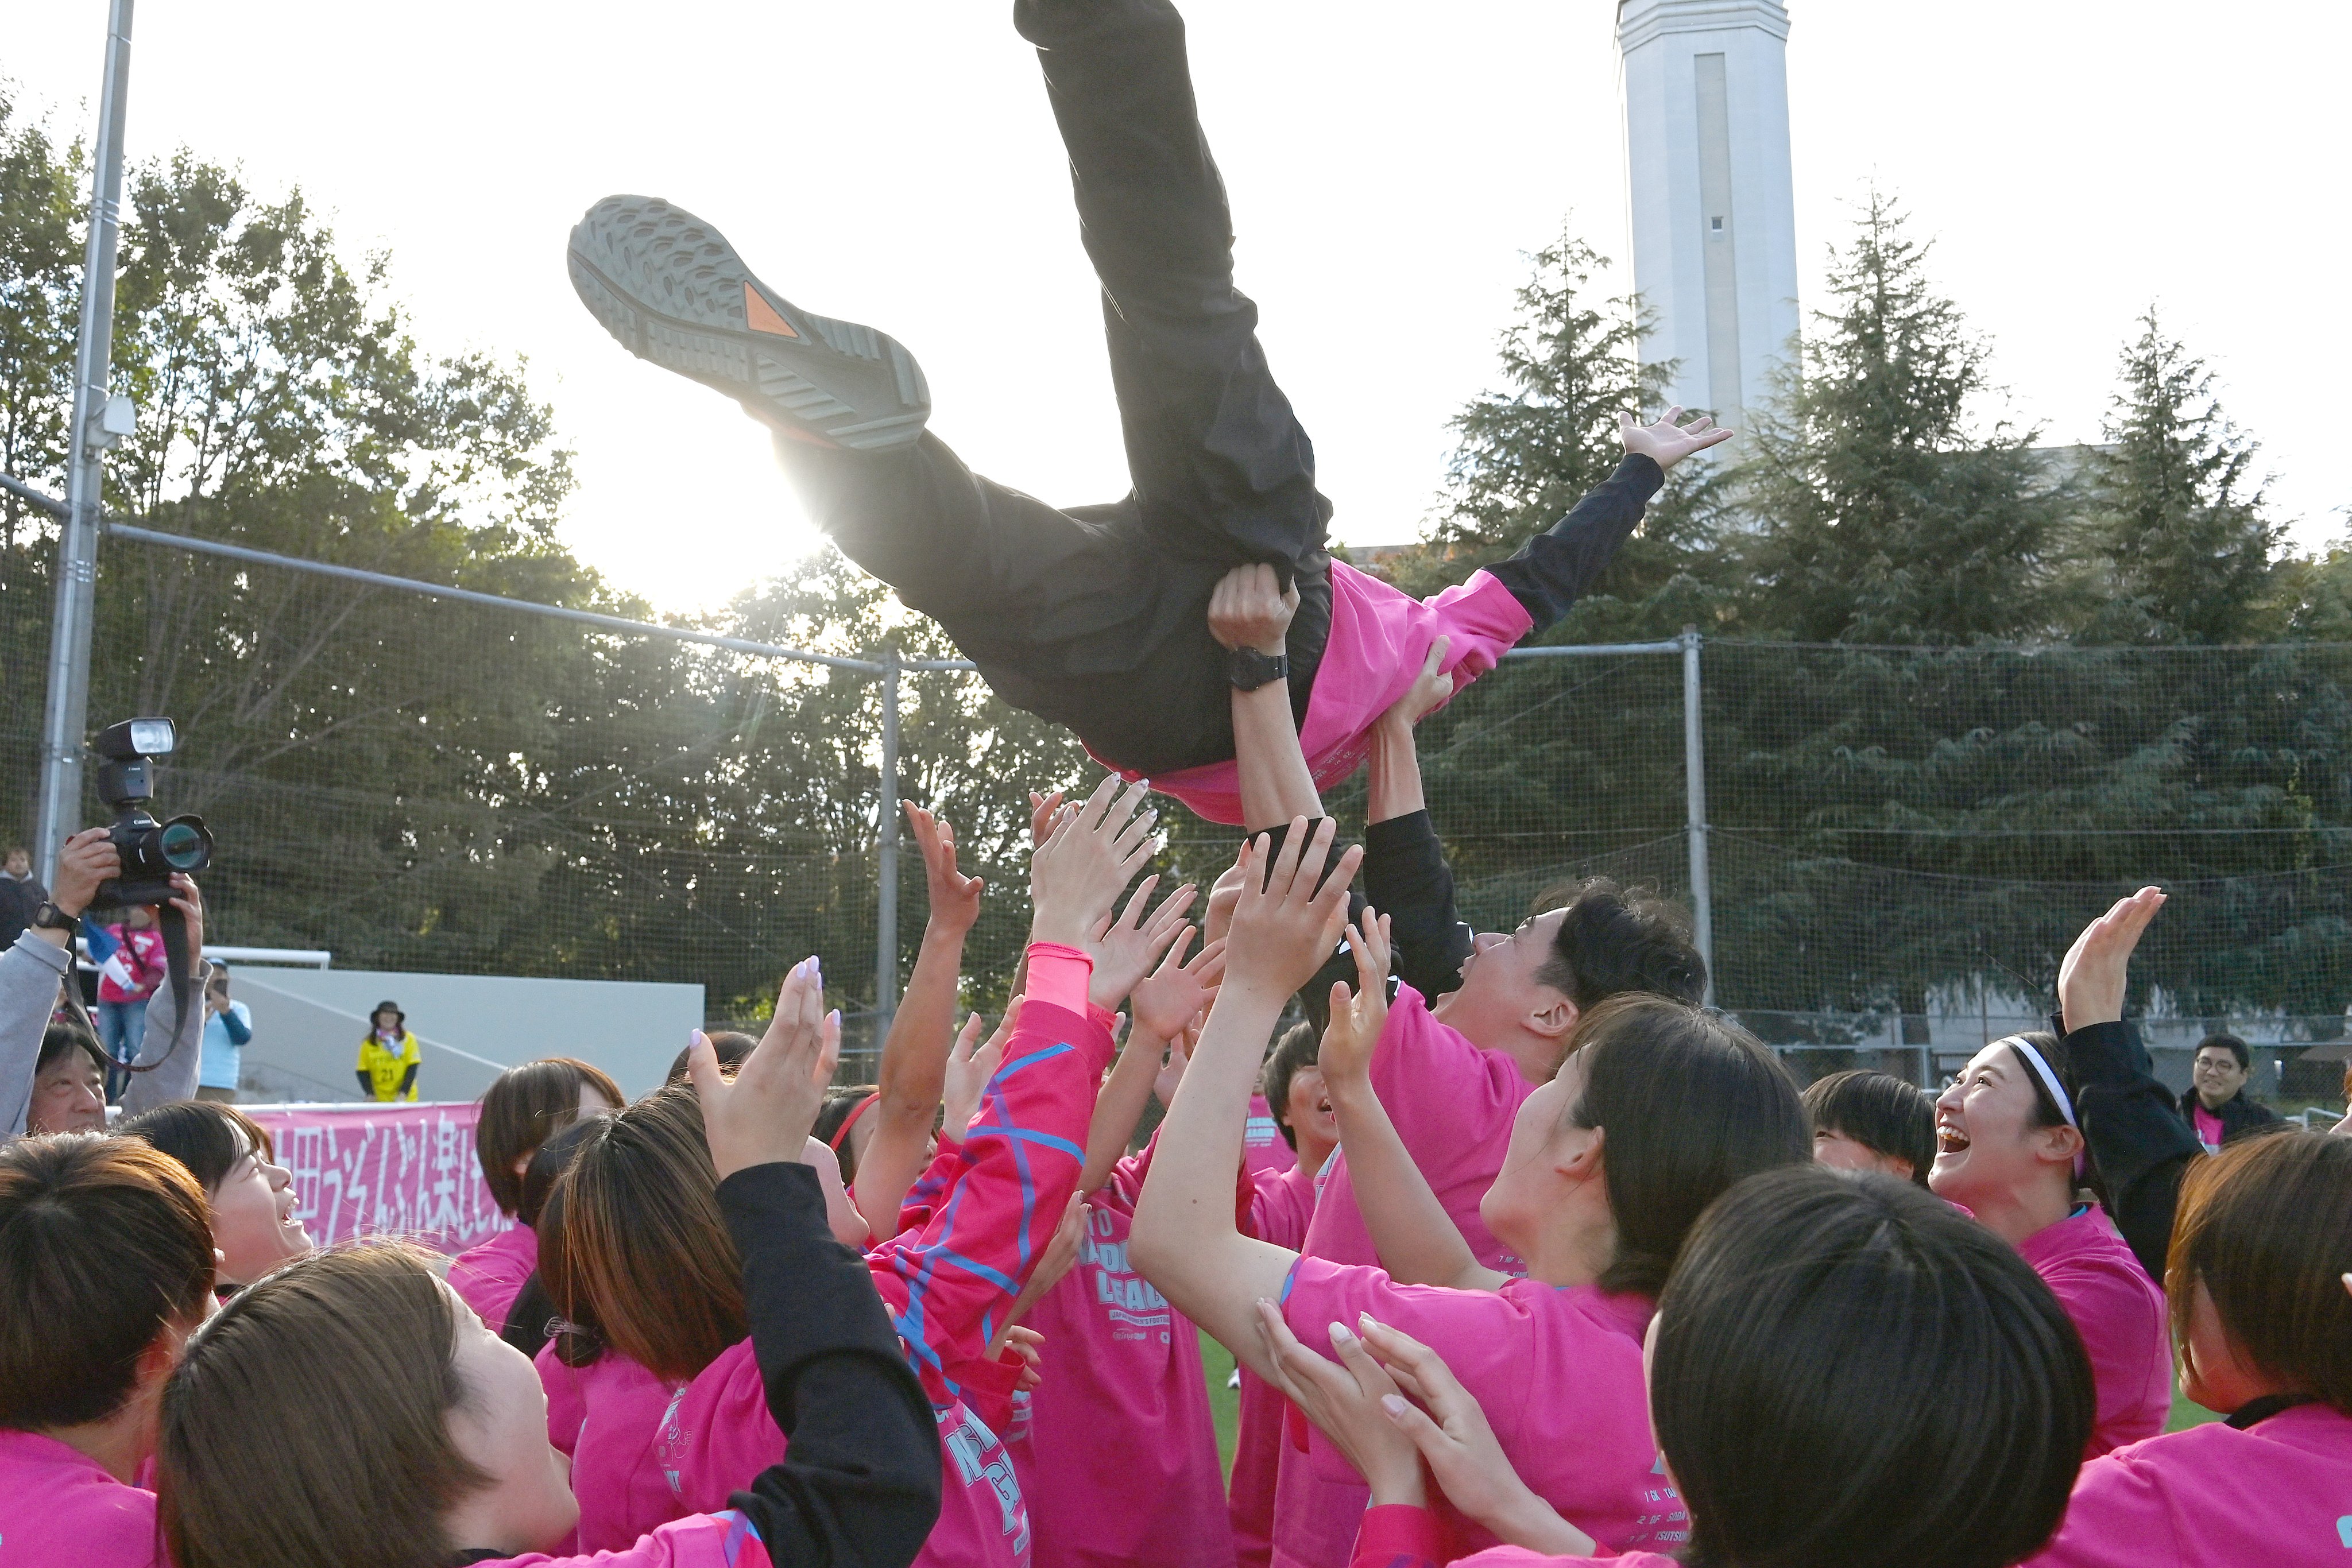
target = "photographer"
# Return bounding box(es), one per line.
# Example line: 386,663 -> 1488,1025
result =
1,827 -> 210,1138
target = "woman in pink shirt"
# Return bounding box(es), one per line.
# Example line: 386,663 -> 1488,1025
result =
1929,1026 -> 2171,1455
1259,1163 -> 2092,1568
0,1134 -> 217,1568
151,1002 -> 946,1568
2027,1128 -> 2352,1568
450,1057 -> 624,1337
1131,823 -> 1809,1564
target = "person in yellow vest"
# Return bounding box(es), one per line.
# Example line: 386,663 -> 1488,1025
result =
355,1001 -> 421,1102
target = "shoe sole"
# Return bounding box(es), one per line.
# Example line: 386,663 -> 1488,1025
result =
567,195 -> 930,452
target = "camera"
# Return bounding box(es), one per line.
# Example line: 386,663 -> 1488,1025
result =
92,717 -> 212,909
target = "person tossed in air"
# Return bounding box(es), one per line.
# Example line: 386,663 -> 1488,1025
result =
567,0 -> 1730,826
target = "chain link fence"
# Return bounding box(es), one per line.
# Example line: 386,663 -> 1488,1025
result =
8,524 -> 2352,1101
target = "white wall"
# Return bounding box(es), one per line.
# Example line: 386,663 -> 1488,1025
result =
217,967 -> 703,1103
1618,0 -> 1802,424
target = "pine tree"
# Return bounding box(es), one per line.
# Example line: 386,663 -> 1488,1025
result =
1737,192 -> 2060,644
1379,227 -> 1723,639
2073,312 -> 2277,644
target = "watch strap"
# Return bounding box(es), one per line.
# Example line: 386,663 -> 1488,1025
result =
1228,647 -> 1290,692
32,901 -> 79,932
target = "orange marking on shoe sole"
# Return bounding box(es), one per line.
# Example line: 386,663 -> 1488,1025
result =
743,284 -> 799,338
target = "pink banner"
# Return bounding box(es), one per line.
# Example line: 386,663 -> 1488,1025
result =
245,1102 -> 509,1255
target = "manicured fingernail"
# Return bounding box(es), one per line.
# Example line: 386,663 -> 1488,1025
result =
1381,1394 -> 1408,1418
810,957 -> 823,985
1329,1321 -> 1354,1345
827,1009 -> 840,1028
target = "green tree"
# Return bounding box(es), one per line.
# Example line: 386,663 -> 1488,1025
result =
0,86 -> 80,552
2071,312 -> 2278,645
1736,192 -> 2063,644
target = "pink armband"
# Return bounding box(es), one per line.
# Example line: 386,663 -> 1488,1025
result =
1023,942 -> 1093,1017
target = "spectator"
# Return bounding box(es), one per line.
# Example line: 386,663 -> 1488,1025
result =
25,1024 -> 107,1136
0,843 -> 45,949
356,1000 -> 420,1102
196,966 -> 251,1104
2179,1032 -> 2280,1153
2,828 -> 207,1139
91,903 -> 167,1101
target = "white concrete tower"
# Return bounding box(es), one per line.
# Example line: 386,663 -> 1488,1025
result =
1615,0 -> 1800,426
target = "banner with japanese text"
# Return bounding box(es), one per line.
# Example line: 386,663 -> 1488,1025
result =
245,1101 -> 508,1255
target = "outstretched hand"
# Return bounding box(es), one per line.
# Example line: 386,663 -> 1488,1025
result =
2057,886 -> 2165,1031
1087,878 -> 1199,1011
906,802 -> 983,935
1321,911 -> 1392,1090
1620,406 -> 1734,471
942,1010 -> 1006,1142
1224,819 -> 1364,1000
1252,1300 -> 1426,1507
688,958 -> 840,1180
1030,775 -> 1162,949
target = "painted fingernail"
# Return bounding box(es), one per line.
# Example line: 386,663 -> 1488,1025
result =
1381,1394 -> 1408,1418
810,957 -> 823,986
1329,1321 -> 1355,1345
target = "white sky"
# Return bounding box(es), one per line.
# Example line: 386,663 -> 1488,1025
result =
3,1 -> 2345,613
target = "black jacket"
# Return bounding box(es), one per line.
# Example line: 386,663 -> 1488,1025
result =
2175,1086 -> 2281,1148
0,874 -> 47,951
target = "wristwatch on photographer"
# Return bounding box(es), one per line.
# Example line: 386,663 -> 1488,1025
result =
1227,646 -> 1290,692
30,901 -> 79,935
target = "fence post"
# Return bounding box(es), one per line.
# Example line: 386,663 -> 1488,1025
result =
876,651 -> 900,1041
34,0 -> 136,887
1681,627 -> 1715,1006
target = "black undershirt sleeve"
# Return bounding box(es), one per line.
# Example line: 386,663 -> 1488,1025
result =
718,1162 -> 942,1568
2060,1016 -> 2202,1284
1481,454 -> 1665,630
1363,810 -> 1471,1002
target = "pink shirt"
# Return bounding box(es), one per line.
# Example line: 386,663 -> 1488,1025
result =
95,926 -> 166,1004
1283,985 -> 1532,1568
1233,1161 -> 1324,1568
0,1429 -> 160,1567
1015,1147 -> 1235,1568
1112,566 -> 1534,825
2190,1102 -> 2226,1153
2015,1205 -> 2169,1456
1244,1094 -> 1298,1180
1347,1507 -> 1681,1568
1281,1259 -> 1680,1564
2025,1403 -> 2352,1567
479,1508 -> 773,1568
450,1221 -> 536,1336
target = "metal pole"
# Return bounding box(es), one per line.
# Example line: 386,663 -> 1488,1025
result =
1681,626 -> 1715,1006
33,0 -> 135,886
875,652 -> 900,1038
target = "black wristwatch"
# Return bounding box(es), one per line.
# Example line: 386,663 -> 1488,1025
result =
31,901 -> 79,934
1228,646 -> 1290,692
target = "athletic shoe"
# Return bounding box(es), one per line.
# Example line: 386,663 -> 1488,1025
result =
567,195 -> 930,452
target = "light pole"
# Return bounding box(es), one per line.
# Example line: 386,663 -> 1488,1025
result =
34,0 -> 136,885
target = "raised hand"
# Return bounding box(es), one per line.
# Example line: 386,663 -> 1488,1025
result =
689,959 -> 840,1179
906,802 -> 984,936
1029,775 -> 1162,950
1380,636 -> 1454,733
1252,1300 -> 1426,1507
51,826 -> 120,918
1619,405 -> 1734,471
1028,788 -> 1067,848
1086,878 -> 1200,1011
1131,930 -> 1225,1044
1355,1317 -> 1595,1554
1224,819 -> 1364,1001
2057,886 -> 2165,1031
1320,911 -> 1392,1090
943,1009 -> 1009,1141
1208,562 -> 1299,655
1204,862 -> 1246,950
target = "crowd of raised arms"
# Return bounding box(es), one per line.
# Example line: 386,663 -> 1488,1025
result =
6,3 -> 2349,1566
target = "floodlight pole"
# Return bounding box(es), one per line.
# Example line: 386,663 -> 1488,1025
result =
875,651 -> 900,1039
1681,626 -> 1715,1005
34,0 -> 136,886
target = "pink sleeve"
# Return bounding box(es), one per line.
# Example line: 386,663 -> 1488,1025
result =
1024,942 -> 1092,1016
1424,570 -> 1536,700
2041,1256 -> 2169,1454
1279,1258 -> 1533,1450
1370,989 -> 1529,1197
2022,1451 -> 2180,1568
1351,1503 -> 1447,1568
489,1508 -> 775,1567
865,997 -> 1114,1412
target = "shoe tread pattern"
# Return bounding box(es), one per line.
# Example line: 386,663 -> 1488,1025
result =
567,195 -> 927,450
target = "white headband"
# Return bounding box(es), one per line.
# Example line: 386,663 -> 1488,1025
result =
1991,1034 -> 2078,1130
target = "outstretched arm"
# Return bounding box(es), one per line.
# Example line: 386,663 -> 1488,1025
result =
1319,912 -> 1502,1291
1081,931 -> 1223,1194
1213,564 -> 1322,833
1132,820 -> 1364,1380
1365,639 -> 1473,1002
855,804 -> 985,1236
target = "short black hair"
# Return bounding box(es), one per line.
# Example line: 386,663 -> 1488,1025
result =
1260,1023 -> 1321,1151
119,1101 -> 276,1196
665,1030 -> 756,1085
1803,1070 -> 1936,1187
1654,1164 -> 2094,1568
2195,1032 -> 2252,1071
1531,878 -> 1706,1008
37,1020 -> 106,1078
